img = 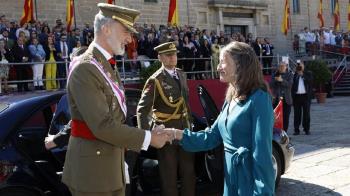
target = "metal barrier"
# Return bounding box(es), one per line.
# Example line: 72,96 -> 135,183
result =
0,55 -> 294,94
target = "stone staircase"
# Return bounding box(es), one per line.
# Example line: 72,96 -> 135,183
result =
334,70 -> 350,95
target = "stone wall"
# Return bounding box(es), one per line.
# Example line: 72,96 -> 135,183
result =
1,0 -> 350,54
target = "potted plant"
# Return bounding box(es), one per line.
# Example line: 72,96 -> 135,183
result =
305,60 -> 332,103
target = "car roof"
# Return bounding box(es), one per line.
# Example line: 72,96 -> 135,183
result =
0,91 -> 64,104
0,90 -> 65,144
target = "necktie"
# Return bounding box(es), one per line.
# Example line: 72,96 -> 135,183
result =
172,71 -> 180,88
62,42 -> 67,57
108,57 -> 116,65
108,57 -> 116,70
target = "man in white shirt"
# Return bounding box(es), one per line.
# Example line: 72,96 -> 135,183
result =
62,3 -> 170,196
292,61 -> 313,135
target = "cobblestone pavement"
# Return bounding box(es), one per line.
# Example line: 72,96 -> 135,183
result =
276,96 -> 350,196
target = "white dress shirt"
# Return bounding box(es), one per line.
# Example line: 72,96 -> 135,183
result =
94,42 -> 151,150
296,76 -> 306,94
164,66 -> 178,79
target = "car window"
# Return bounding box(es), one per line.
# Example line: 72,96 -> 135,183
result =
20,103 -> 56,130
21,109 -> 47,129
0,103 -> 9,113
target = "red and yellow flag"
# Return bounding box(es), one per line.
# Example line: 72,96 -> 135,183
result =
280,0 -> 290,36
20,0 -> 34,26
334,0 -> 340,31
273,99 -> 284,130
66,0 -> 74,32
107,0 -> 114,4
168,0 -> 179,26
317,0 -> 325,28
348,1 -> 350,31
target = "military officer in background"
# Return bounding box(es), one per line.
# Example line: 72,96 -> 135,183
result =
137,42 -> 196,196
62,3 -> 170,196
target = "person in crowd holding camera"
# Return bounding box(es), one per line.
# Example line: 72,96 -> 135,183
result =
292,60 -> 313,135
270,62 -> 293,132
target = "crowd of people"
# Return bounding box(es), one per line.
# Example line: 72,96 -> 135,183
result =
0,13 -> 280,93
293,26 -> 350,56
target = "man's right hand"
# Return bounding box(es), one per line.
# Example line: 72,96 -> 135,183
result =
150,125 -> 171,148
44,135 -> 57,150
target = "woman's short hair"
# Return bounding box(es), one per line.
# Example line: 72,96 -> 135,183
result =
221,41 -> 268,101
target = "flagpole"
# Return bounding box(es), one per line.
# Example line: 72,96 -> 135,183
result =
307,0 -> 310,29
34,0 -> 38,21
73,0 -> 77,30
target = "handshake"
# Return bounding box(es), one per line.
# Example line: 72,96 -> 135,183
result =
149,124 -> 183,148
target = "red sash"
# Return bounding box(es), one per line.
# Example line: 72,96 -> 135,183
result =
71,119 -> 97,140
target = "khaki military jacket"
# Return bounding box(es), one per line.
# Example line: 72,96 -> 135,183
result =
137,66 -> 192,130
62,45 -> 145,192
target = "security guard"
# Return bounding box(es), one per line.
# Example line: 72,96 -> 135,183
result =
137,42 -> 195,196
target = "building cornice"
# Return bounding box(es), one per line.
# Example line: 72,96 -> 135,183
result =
208,0 -> 268,10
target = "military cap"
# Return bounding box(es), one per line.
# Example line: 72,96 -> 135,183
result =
154,42 -> 178,55
97,3 -> 140,33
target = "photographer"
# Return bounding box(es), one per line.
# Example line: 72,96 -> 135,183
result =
292,60 -> 313,135
270,62 -> 293,132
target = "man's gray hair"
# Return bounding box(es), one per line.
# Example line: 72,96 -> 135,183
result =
94,12 -> 115,35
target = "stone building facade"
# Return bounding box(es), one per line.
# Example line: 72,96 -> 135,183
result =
1,0 -> 350,54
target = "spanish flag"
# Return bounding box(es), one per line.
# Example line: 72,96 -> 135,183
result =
168,0 -> 179,26
334,0 -> 340,31
348,1 -> 350,31
20,0 -> 34,26
317,0 -> 325,28
66,0 -> 74,32
280,0 -> 290,36
273,98 -> 284,130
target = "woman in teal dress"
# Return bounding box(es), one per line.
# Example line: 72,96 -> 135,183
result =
168,41 -> 275,195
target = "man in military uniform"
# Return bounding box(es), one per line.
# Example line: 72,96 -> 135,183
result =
62,3 -> 170,196
137,42 -> 196,196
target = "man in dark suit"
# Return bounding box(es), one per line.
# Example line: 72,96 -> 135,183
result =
62,3 -> 170,196
137,42 -> 195,196
262,38 -> 274,75
12,37 -> 30,92
2,29 -> 14,50
292,61 -> 313,135
55,34 -> 71,89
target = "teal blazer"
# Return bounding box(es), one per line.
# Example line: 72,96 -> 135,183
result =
181,89 -> 275,196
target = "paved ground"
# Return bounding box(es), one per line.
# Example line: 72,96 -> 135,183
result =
276,96 -> 350,196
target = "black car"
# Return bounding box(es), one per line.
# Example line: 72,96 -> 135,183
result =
0,91 -> 69,196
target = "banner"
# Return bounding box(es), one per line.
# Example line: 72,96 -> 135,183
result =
168,0 -> 179,26
280,0 -> 290,36
317,0 -> 325,28
66,0 -> 74,32
20,0 -> 34,26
